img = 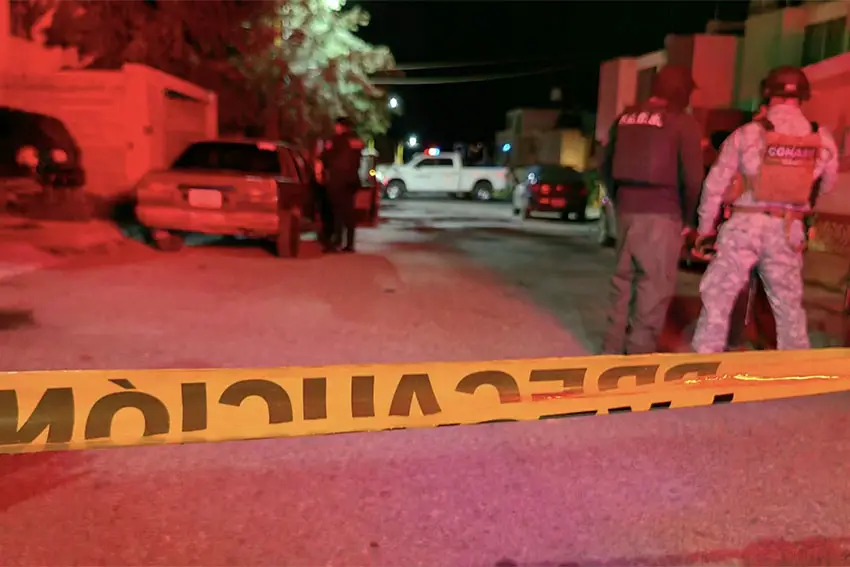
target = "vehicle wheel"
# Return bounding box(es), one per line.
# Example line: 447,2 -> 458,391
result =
275,208 -> 301,258
151,229 -> 184,252
472,180 -> 493,201
384,180 -> 406,200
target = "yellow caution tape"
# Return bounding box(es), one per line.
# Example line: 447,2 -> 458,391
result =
2,349 -> 850,454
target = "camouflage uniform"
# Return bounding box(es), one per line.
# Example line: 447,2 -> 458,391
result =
692,103 -> 839,352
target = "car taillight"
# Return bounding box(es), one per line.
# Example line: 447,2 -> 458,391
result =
137,181 -> 173,201
142,181 -> 169,194
555,184 -> 565,193
540,184 -> 551,195
248,181 -> 278,203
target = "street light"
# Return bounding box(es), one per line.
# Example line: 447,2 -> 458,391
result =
407,135 -> 419,148
388,96 -> 399,110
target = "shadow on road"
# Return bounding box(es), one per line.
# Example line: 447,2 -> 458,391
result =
0,309 -> 35,331
0,452 -> 92,512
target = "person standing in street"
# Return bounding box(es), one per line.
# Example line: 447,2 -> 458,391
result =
691,66 -> 839,353
599,65 -> 704,355
309,143 -> 336,251
319,117 -> 364,253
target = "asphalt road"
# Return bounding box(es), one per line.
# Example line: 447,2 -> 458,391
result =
1,198 -> 849,566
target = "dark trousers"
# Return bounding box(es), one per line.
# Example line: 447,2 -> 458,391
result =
328,183 -> 358,249
602,213 -> 683,355
312,182 -> 334,247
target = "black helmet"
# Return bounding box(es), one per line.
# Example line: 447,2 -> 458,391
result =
651,65 -> 697,109
762,66 -> 811,101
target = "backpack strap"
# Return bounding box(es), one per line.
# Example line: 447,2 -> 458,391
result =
757,118 -> 775,132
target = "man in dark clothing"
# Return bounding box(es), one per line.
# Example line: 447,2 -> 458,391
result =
599,64 -> 704,355
319,117 -> 364,252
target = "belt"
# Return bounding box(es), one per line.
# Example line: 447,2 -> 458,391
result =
731,205 -> 810,252
732,205 -> 808,220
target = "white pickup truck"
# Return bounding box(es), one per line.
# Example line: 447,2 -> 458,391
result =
375,151 -> 510,200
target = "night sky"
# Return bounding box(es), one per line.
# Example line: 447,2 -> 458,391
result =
353,0 -> 751,149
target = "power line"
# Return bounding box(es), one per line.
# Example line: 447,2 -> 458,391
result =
393,56 -> 573,71
371,64 -> 574,85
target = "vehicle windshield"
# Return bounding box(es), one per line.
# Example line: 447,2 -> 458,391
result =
171,142 -> 281,175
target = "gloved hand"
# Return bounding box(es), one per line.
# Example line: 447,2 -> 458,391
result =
694,232 -> 714,248
693,232 -> 718,261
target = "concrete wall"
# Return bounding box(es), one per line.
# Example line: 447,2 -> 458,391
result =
2,1 -> 218,196
507,128 -> 591,169
501,108 -> 562,167
595,58 -> 637,145
691,35 -> 740,108
1,71 -> 128,196
2,65 -> 217,196
558,129 -> 592,171
0,0 -> 9,73
514,109 -> 560,135
737,1 -> 850,108
803,52 -> 850,216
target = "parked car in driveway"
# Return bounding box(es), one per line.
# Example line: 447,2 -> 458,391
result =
375,150 -> 509,201
135,138 -> 318,257
512,164 -> 590,221
1,106 -> 85,214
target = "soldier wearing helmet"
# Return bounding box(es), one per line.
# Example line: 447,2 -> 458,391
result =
319,116 -> 365,252
691,66 -> 839,353
599,64 -> 705,355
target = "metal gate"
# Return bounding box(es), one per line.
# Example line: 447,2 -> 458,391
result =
162,90 -> 208,166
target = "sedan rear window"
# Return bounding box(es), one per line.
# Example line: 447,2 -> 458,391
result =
171,142 -> 281,175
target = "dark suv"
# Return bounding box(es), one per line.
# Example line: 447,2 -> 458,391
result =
0,107 -> 85,212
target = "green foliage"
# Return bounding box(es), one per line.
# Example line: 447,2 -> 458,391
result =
26,0 -> 395,141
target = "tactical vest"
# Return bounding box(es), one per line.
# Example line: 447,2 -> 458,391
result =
324,133 -> 364,186
611,104 -> 679,187
746,119 -> 820,206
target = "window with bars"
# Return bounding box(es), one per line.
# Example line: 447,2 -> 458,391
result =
802,16 -> 848,66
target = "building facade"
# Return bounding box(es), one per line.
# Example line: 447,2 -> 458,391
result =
496,108 -> 594,170
1,0 -> 218,197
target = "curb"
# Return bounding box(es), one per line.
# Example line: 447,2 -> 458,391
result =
0,220 -> 132,283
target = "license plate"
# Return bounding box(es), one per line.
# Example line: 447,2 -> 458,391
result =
188,189 -> 222,209
551,198 -> 566,208
355,190 -> 372,209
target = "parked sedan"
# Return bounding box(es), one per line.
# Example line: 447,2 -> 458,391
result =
512,164 -> 590,221
135,139 -> 315,257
